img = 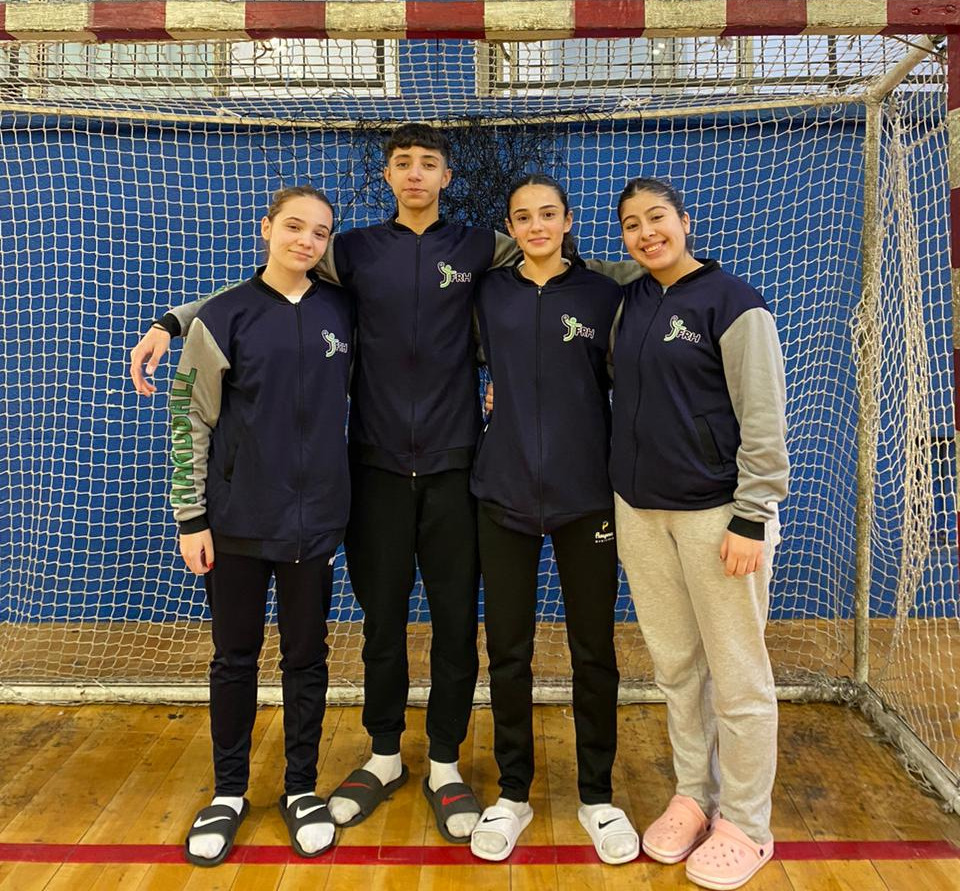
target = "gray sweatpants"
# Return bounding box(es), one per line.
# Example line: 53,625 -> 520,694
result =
615,496 -> 779,844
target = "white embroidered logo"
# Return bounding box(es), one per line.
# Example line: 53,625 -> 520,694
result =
663,314 -> 702,344
323,330 -> 349,358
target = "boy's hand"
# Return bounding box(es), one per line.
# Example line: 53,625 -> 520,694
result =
130,327 -> 171,396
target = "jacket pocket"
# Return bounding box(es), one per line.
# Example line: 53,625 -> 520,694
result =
693,415 -> 724,471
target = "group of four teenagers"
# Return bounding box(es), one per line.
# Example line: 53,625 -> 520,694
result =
130,122 -> 788,890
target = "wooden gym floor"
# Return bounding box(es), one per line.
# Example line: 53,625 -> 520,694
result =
0,701 -> 958,890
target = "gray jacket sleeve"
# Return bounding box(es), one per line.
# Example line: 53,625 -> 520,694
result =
585,259 -> 647,285
168,284 -> 232,339
169,318 -> 231,530
490,230 -> 522,269
168,243 -> 340,337
719,307 -> 789,531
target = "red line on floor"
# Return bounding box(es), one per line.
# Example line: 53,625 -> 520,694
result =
0,840 -> 957,866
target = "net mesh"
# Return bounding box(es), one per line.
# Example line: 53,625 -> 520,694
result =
0,34 -> 956,775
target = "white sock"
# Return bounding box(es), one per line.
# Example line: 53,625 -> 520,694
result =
472,797 -> 532,855
188,795 -> 243,861
286,792 -> 334,854
428,759 -> 478,837
579,802 -> 639,861
328,752 -> 402,825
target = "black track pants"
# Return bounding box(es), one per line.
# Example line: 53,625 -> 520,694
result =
344,464 -> 480,762
203,550 -> 333,796
478,506 -> 620,804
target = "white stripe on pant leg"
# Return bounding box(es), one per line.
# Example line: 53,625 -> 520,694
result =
614,494 -> 720,816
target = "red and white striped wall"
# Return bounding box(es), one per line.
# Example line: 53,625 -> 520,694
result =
0,1 -> 958,42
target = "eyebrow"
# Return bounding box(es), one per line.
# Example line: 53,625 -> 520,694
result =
282,216 -> 330,230
511,203 -> 562,213
392,151 -> 442,161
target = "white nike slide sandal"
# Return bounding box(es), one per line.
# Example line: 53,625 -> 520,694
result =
469,804 -> 534,862
578,805 -> 640,865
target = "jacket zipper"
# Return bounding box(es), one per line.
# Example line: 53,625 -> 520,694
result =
295,301 -> 305,562
411,234 -> 421,479
630,285 -> 666,501
536,284 -> 545,535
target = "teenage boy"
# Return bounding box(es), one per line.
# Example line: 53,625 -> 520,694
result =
132,124 -> 517,842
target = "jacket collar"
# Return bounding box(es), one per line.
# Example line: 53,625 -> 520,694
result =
387,214 -> 448,234
251,265 -> 322,303
651,258 -> 720,292
509,257 -> 582,288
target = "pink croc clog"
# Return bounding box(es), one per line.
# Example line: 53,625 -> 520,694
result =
641,794 -> 711,864
685,817 -> 774,890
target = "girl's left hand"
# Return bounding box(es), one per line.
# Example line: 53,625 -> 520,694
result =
181,529 -> 215,575
720,531 -> 764,577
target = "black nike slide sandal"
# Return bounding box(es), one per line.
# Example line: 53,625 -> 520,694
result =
184,798 -> 250,867
329,764 -> 410,827
278,793 -> 336,858
421,777 -> 482,844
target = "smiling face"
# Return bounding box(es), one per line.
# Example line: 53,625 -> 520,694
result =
506,183 -> 573,264
261,195 -> 333,276
383,144 -> 452,213
619,190 -> 693,284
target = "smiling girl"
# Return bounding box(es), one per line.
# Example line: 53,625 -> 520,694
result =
172,186 -> 353,866
610,177 -> 789,890
468,174 -> 639,865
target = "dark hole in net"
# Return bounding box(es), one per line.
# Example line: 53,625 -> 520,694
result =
318,117 -> 572,230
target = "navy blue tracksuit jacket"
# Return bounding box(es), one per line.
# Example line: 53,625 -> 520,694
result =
333,218 -> 501,476
470,262 -> 622,535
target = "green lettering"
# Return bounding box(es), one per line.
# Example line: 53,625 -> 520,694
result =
171,432 -> 193,451
171,416 -> 192,435
172,467 -> 193,487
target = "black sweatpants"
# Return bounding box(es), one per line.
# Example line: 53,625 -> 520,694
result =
204,550 -> 334,796
344,463 -> 480,763
478,505 -> 620,804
